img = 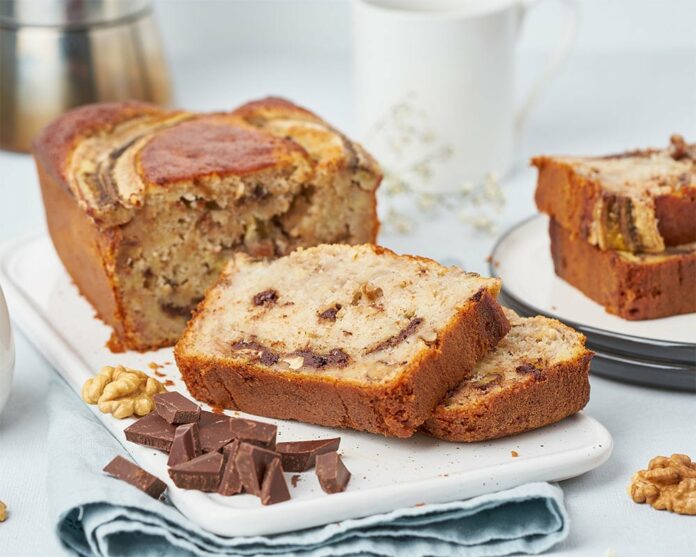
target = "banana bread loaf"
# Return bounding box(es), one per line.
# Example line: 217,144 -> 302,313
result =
423,310 -> 592,442
33,98 -> 381,351
549,218 -> 696,320
174,244 -> 510,438
533,135 -> 696,254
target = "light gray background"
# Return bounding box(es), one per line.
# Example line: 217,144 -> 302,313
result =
1,0 -> 695,555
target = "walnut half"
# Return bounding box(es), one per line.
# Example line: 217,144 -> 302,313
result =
629,453 -> 696,515
81,365 -> 167,419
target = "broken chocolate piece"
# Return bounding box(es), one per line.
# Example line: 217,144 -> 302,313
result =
167,423 -> 202,467
276,437 -> 341,472
124,412 -> 178,452
103,456 -> 166,499
235,443 -> 279,496
253,289 -> 279,306
169,452 -> 224,492
218,440 -> 244,496
260,458 -> 290,505
316,451 -> 351,494
154,391 -> 201,425
198,411 -> 235,453
229,417 -> 277,450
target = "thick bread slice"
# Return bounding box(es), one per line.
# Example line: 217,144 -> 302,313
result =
175,244 -> 510,438
550,218 -> 696,320
533,135 -> 696,253
423,310 -> 592,442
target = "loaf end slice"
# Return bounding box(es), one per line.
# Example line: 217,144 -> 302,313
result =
549,218 -> 696,320
33,98 -> 381,352
175,244 -> 510,438
423,310 -> 592,442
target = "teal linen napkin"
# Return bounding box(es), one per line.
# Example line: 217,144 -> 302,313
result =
48,377 -> 570,557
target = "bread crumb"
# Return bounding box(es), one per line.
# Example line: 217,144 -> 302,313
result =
511,450 -> 519,458
0,500 -> 7,522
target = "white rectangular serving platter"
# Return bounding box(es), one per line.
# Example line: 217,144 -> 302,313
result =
0,235 -> 613,537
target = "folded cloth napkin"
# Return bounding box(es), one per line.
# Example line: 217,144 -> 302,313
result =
48,377 -> 569,557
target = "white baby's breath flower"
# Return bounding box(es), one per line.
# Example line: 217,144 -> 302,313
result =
417,193 -> 436,212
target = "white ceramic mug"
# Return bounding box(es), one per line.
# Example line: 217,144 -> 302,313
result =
0,284 -> 14,415
353,0 -> 577,191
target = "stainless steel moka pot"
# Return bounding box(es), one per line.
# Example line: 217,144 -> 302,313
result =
0,0 -> 172,152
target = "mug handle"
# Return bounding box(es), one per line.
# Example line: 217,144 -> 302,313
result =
515,0 -> 578,132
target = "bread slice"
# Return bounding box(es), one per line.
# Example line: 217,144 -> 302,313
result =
33,98 -> 381,351
550,218 -> 696,320
174,244 -> 510,438
423,310 -> 592,442
533,135 -> 696,253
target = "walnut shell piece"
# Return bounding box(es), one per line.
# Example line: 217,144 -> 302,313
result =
629,453 -> 696,515
81,365 -> 167,419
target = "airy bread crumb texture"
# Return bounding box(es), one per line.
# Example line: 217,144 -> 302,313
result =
178,244 -> 500,385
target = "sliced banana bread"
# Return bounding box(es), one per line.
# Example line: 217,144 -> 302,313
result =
549,218 -> 696,320
423,310 -> 592,442
533,135 -> 696,253
33,98 -> 381,351
174,244 -> 510,438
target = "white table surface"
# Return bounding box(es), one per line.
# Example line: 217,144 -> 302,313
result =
1,45 -> 695,556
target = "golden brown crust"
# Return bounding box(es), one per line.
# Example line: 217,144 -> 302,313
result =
549,218 -> 696,320
175,289 -> 510,438
422,351 -> 592,442
533,156 -> 696,249
231,96 -> 320,124
138,116 -> 307,185
36,158 -> 124,340
33,101 -> 166,189
655,187 -> 696,245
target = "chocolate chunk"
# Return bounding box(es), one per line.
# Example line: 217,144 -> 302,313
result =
316,452 -> 351,494
232,340 -> 279,366
218,440 -> 243,496
103,456 -> 166,499
229,417 -> 277,450
124,412 -> 178,452
169,452 -> 224,492
516,363 -> 545,381
199,411 -> 235,453
167,423 -> 202,467
292,348 -> 350,369
260,458 -> 290,505
367,317 -> 423,354
253,289 -> 279,307
235,443 -> 280,496
318,304 -> 342,322
276,437 -> 341,472
154,392 -> 201,425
